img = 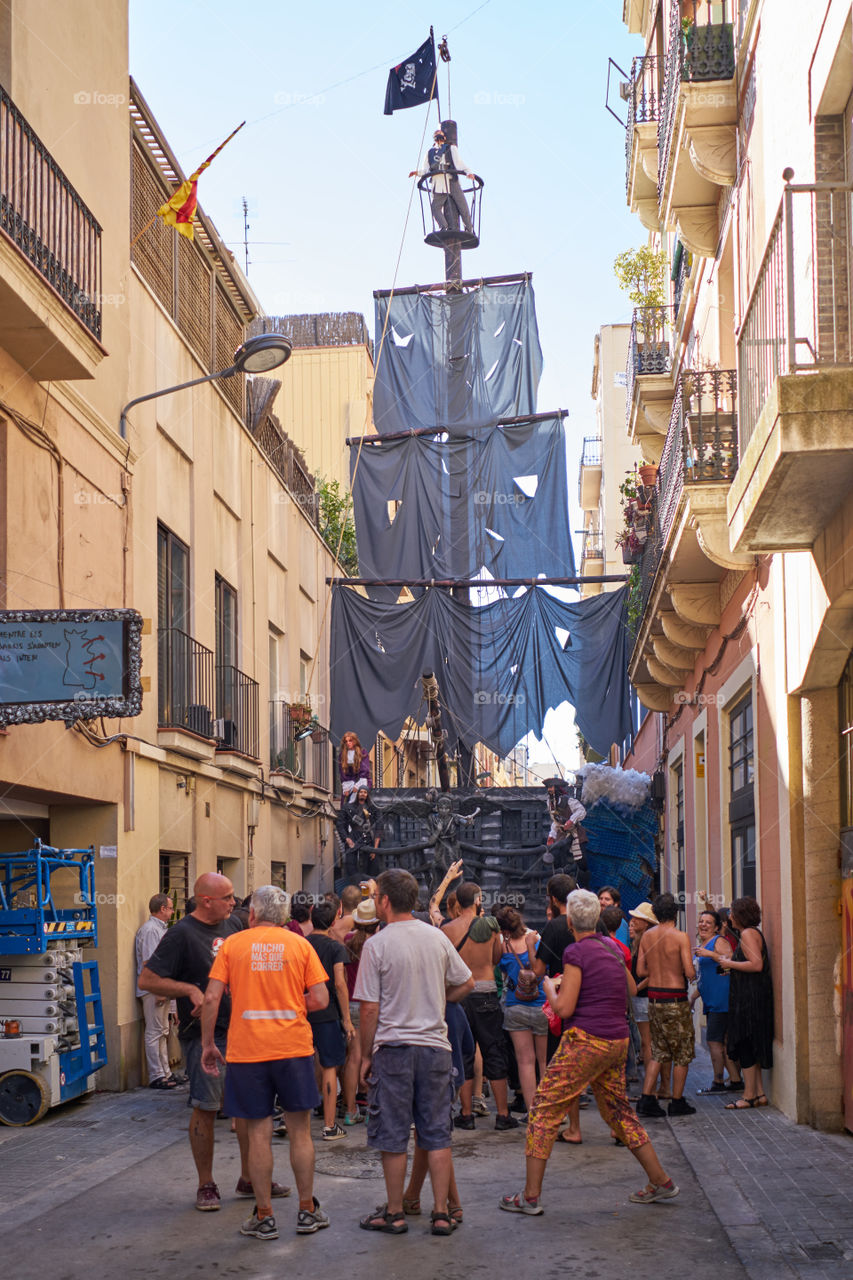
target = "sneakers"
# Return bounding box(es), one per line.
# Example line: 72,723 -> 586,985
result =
499,1189 -> 543,1215
239,1209 -> 279,1240
472,1094 -> 490,1116
629,1180 -> 680,1204
636,1095 -> 667,1118
322,1122 -> 347,1141
235,1177 -> 291,1198
343,1111 -> 364,1125
195,1181 -> 221,1211
297,1196 -> 330,1234
508,1093 -> 527,1114
149,1076 -> 178,1090
696,1081 -> 728,1095
273,1120 -> 288,1139
668,1097 -> 696,1116
495,1112 -> 520,1131
453,1112 -> 475,1130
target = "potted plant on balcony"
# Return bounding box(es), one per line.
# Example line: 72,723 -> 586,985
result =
288,699 -> 313,729
638,459 -> 658,487
616,527 -> 644,565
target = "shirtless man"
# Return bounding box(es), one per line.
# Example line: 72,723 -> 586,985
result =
635,892 -> 697,1118
441,882 -> 519,1131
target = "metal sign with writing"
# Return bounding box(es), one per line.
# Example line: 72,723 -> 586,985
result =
0,609 -> 143,726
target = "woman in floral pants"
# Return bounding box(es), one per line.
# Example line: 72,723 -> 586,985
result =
499,890 -> 679,1213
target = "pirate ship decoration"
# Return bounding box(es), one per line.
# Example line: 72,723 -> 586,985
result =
328,32 -> 643,905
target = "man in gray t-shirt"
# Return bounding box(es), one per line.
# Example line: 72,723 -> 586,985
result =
355,868 -> 472,1236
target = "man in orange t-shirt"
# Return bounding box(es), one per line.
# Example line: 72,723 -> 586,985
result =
201,885 -> 330,1241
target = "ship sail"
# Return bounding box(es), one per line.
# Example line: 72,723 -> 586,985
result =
350,414 -> 575,597
329,582 -> 631,759
373,278 -> 543,433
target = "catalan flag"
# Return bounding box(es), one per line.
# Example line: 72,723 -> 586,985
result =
157,121 -> 245,240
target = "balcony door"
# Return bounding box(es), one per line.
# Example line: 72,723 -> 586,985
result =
215,575 -> 239,747
729,692 -> 756,899
157,525 -> 190,725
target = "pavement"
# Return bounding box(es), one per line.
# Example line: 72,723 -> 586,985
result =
0,1047 -> 851,1280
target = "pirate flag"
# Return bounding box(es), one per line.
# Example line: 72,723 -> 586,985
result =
383,34 -> 437,115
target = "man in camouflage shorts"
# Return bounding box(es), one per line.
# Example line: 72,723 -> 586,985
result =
636,893 -> 696,1118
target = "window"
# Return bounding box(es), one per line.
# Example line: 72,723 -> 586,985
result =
271,862 -> 287,891
215,575 -> 238,670
729,692 -> 756,897
157,524 -> 189,632
159,852 -> 189,918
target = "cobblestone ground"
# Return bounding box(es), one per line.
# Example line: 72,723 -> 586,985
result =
0,1047 -> 850,1280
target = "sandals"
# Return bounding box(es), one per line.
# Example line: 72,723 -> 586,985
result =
448,1203 -> 463,1225
430,1209 -> 457,1235
402,1196 -> 421,1215
359,1204 -> 408,1233
724,1094 -> 768,1110
556,1129 -> 582,1144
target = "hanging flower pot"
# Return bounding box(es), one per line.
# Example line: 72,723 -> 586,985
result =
289,702 -> 312,728
622,544 -> 643,565
310,727 -> 327,744
638,463 -> 658,487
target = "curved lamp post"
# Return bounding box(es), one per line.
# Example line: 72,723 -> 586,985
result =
119,333 -> 293,438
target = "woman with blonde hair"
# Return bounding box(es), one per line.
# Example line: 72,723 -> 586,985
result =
338,731 -> 372,804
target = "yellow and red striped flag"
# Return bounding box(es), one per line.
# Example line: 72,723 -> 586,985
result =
157,121 -> 245,240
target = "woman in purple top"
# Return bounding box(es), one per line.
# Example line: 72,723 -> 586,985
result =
499,890 -> 679,1215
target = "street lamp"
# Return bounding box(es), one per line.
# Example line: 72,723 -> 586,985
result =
119,333 -> 293,438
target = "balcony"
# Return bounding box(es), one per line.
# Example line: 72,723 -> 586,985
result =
269,702 -> 332,795
625,55 -> 662,232
0,83 -> 105,380
158,628 -> 217,760
628,369 -> 748,710
626,306 -> 676,459
657,1 -> 736,256
730,180 -> 853,552
580,528 -> 605,598
215,665 -> 260,766
578,436 -> 603,511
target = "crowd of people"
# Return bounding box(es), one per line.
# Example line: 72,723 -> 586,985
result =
133,852 -> 774,1242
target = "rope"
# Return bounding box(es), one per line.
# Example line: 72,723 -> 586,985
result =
0,394 -> 65,607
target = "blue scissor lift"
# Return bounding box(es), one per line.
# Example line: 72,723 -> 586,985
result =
0,841 -> 107,1125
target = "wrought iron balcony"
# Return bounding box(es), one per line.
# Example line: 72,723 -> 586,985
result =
580,531 -> 605,564
158,628 -> 215,737
626,306 -> 675,455
656,2 -> 736,256
0,84 -> 102,339
578,436 -> 603,511
629,368 -> 740,707
731,178 -> 853,551
269,701 -> 305,778
215,665 -> 260,759
625,55 -> 661,219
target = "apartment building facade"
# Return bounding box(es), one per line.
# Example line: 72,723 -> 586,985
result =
616,0 -> 853,1130
0,2 -> 362,1089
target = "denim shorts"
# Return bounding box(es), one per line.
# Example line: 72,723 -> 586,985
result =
366,1043 -> 453,1153
224,1054 -> 319,1119
705,1010 -> 728,1044
631,995 -> 650,1024
503,1003 -> 549,1035
184,1036 -> 226,1112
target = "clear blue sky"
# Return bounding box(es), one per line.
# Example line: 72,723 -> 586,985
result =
129,0 -> 644,769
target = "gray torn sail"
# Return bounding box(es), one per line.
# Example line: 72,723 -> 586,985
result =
373,278 -> 543,433
350,416 -> 575,596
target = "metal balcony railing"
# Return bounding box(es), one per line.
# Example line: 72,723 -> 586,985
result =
633,368 -> 738,629
158,628 -> 215,737
0,83 -> 102,339
215,665 -> 260,759
310,734 -> 330,790
672,241 -> 693,314
581,531 -> 605,564
737,180 -> 853,454
658,2 -> 735,203
625,54 -> 660,193
580,436 -> 602,467
270,702 -> 304,777
626,305 -> 675,420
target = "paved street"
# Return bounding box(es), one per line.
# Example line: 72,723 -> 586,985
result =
1,1050 -> 851,1280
